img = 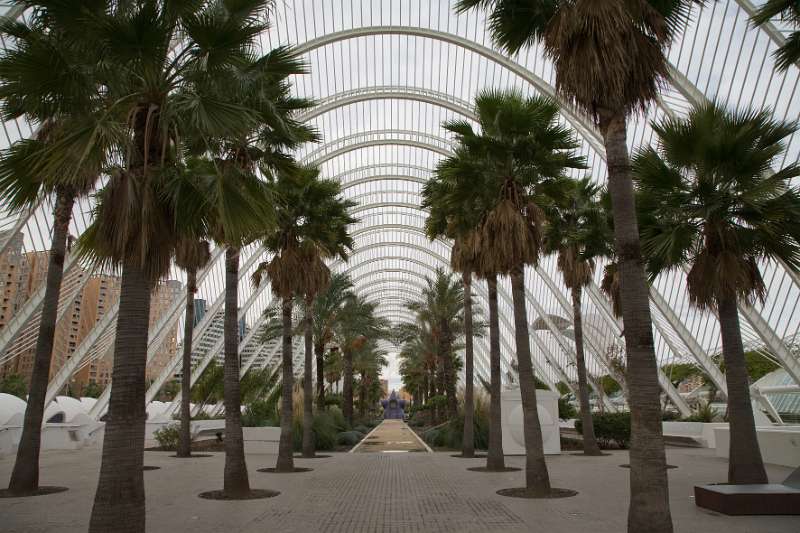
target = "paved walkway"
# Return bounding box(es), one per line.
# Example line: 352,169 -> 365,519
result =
352,420 -> 431,453
2,447 -> 797,532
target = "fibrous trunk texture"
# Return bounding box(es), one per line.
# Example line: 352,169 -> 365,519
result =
89,261 -> 150,533
461,271 -> 475,458
223,247 -> 250,496
9,189 -> 74,494
343,349 -> 354,427
315,341 -> 325,410
510,267 -> 551,495
276,297 -> 295,471
717,293 -> 767,484
177,268 -> 197,458
572,287 -> 602,456
601,111 -> 672,533
486,274 -> 505,470
302,305 -> 315,458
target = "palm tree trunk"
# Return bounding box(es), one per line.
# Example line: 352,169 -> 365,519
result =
315,340 -> 325,410
572,286 -> 602,455
461,271 -> 475,458
717,293 -> 767,484
177,268 -> 197,458
302,303 -> 315,458
358,376 -> 367,419
342,349 -> 354,427
486,274 -> 505,470
8,188 -> 74,494
510,266 -> 551,495
600,110 -> 672,533
89,261 -> 150,533
276,297 -> 296,471
441,319 -> 458,420
222,246 -> 249,496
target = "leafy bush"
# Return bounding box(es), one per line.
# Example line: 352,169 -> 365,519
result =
153,424 -> 181,450
661,410 -> 681,421
682,401 -> 716,423
353,424 -> 370,434
558,397 -> 577,420
575,412 -> 631,449
336,430 -> 364,446
292,406 -> 350,451
421,392 -> 489,450
242,399 -> 278,427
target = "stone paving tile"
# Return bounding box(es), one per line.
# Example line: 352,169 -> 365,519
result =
249,454 -> 526,532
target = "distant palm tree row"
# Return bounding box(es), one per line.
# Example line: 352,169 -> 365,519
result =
0,1 -> 370,530
407,1 -> 800,531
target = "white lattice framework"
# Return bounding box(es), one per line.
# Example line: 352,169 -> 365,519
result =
0,1 -> 798,421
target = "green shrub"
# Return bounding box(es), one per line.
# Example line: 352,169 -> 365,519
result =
575,412 -> 631,449
242,399 -> 278,427
682,401 -> 716,423
353,424 -> 370,434
153,424 -> 181,450
558,397 -> 577,420
336,430 -> 363,446
292,406 -> 350,451
421,392 -> 490,450
661,410 -> 681,421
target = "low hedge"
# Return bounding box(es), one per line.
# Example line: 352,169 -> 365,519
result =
574,412 -> 631,449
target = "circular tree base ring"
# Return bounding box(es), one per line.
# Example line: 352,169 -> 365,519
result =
198,489 -> 279,500
0,486 -> 69,498
293,454 -> 332,459
450,453 -> 487,459
619,463 -> 677,469
497,487 -> 578,499
257,467 -> 313,474
569,452 -> 612,457
142,466 -> 161,471
467,466 -> 521,473
170,454 -> 214,458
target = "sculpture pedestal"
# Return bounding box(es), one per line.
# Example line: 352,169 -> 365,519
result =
694,484 -> 800,515
500,387 -> 560,455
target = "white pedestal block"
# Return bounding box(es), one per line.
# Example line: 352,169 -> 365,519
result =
501,387 -> 561,455
714,426 -> 800,467
243,426 -> 281,454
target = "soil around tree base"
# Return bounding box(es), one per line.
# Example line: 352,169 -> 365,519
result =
467,466 -> 522,473
620,463 -> 678,469
198,489 -> 280,500
570,452 -> 612,457
450,453 -> 487,459
257,467 -> 313,474
497,487 -> 578,499
0,486 -> 69,498
142,466 -> 161,471
169,454 -> 214,458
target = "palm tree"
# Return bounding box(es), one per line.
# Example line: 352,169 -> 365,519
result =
335,296 -> 390,426
0,8 -> 107,496
542,177 -> 609,456
173,237 -> 211,458
752,1 -> 800,71
353,340 -> 389,419
312,273 -> 356,409
443,90 -> 583,496
253,165 -> 356,470
456,1 -> 702,526
423,148 -> 506,467
633,103 -> 800,484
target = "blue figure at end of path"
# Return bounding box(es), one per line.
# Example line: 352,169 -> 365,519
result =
381,390 -> 406,420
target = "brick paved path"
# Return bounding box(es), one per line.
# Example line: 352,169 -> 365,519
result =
248,453 -> 526,532
352,420 -> 431,453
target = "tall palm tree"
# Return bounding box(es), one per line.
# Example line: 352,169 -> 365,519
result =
456,2 -> 703,527
543,177 -> 609,456
633,103 -> 800,484
312,272 -> 356,409
405,268 -> 471,421
353,340 -> 389,419
254,165 -> 356,470
423,148 -> 506,467
335,296 -> 390,426
752,1 -> 800,71
173,237 -> 211,458
0,8 -> 107,496
443,90 -> 583,496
